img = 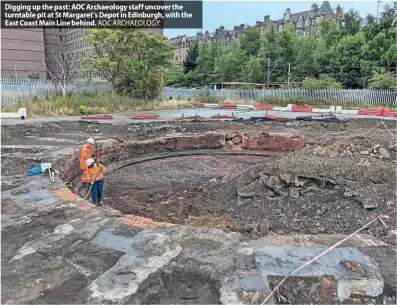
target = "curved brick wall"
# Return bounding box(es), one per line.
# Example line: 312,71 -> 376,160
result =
57,132 -> 303,183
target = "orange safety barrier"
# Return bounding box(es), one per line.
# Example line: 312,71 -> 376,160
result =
256,103 -> 274,110
131,114 -> 159,120
291,104 -> 313,112
265,114 -> 289,119
380,108 -> 397,117
220,104 -> 237,109
192,101 -> 205,107
357,109 -> 383,116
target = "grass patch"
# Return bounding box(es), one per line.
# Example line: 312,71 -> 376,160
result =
155,99 -> 191,110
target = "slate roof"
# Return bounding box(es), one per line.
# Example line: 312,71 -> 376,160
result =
277,1 -> 334,22
169,1 -> 335,44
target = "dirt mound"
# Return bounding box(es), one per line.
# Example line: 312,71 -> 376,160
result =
321,136 -> 393,158
193,153 -> 396,242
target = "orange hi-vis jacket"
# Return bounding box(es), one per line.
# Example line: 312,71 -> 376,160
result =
80,143 -> 95,170
86,163 -> 107,182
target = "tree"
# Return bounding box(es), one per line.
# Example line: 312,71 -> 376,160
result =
240,27 -> 261,57
117,30 -> 173,99
183,41 -> 199,74
342,9 -> 362,36
83,28 -> 127,90
243,57 -> 263,83
41,35 -> 78,97
362,5 -> 397,68
293,35 -> 318,80
215,40 -> 246,82
368,72 -> 397,90
165,4 -> 396,90
301,76 -> 343,89
84,29 -> 173,98
165,65 -> 186,87
327,33 -> 366,88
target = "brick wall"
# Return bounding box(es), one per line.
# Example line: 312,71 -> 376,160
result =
57,132 -> 303,182
228,132 -> 304,151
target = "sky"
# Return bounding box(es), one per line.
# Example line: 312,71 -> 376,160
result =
163,1 -> 392,38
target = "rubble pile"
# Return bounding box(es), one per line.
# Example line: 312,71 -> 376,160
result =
316,136 -> 395,159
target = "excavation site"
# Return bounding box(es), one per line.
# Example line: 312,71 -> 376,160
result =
1,117 -> 396,304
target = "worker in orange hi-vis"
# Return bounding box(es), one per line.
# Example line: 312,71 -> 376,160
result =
80,138 -> 96,183
85,158 -> 107,206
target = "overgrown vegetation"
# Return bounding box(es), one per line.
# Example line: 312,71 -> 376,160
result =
3,93 -> 192,117
165,5 -> 397,89
83,28 -> 173,99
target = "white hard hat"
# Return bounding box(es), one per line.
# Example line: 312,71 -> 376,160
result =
87,138 -> 95,145
86,158 -> 95,167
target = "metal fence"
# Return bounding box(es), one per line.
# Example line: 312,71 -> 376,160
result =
2,78 -> 397,108
1,78 -> 111,108
163,88 -> 397,106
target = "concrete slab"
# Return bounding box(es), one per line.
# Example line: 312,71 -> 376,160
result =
255,246 -> 384,301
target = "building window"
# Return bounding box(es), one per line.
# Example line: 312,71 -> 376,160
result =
278,23 -> 283,32
305,17 -> 310,26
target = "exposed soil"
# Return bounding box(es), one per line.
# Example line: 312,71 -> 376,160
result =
1,117 -> 396,305
2,118 -> 397,241
132,259 -> 222,304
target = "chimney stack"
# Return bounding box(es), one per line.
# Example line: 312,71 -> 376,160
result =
284,8 -> 291,20
264,15 -> 270,23
336,4 -> 341,16
311,3 -> 318,13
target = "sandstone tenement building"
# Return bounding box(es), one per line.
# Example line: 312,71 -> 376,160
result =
169,1 -> 344,65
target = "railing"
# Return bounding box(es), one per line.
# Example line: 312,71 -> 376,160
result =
1,79 -> 396,108
1,78 -> 111,108
163,88 -> 397,106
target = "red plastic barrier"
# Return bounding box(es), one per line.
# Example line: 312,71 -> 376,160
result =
131,114 -> 159,120
291,104 -> 313,113
220,104 -> 237,109
357,109 -> 383,116
210,114 -> 235,119
81,114 -> 113,120
192,101 -> 205,107
380,108 -> 397,117
265,114 -> 288,119
256,103 -> 274,110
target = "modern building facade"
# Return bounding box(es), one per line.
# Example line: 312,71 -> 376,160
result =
1,27 -> 164,79
1,28 -> 47,78
169,1 -> 344,65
